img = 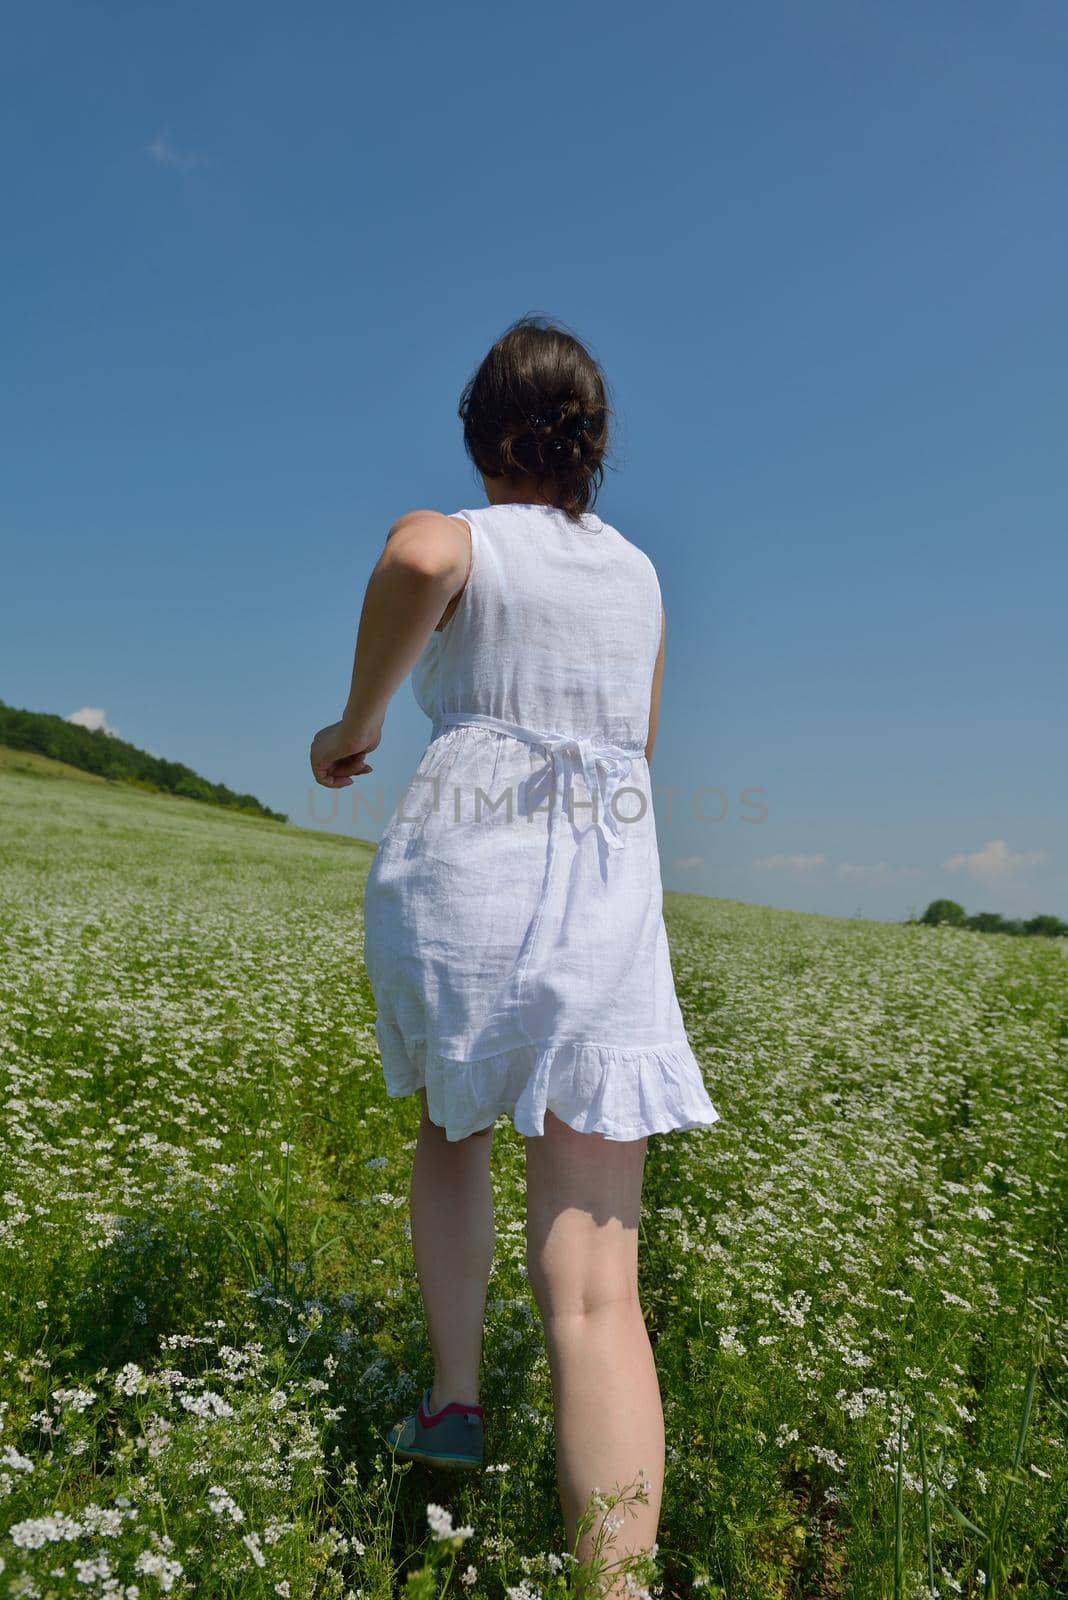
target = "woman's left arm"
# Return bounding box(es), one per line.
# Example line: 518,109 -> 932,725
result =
310,511 -> 470,788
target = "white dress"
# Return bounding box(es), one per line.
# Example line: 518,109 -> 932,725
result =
361,501 -> 721,1143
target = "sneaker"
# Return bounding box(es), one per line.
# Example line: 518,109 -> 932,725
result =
386,1387 -> 485,1471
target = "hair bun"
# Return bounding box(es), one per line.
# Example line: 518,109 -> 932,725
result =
458,314 -> 610,520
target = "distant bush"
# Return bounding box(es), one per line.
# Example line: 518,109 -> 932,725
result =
0,700 -> 288,823
1021,913 -> 1068,937
911,898 -> 1066,938
920,898 -> 967,927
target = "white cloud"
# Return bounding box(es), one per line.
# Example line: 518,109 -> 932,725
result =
146,129 -> 208,173
834,862 -> 924,881
753,853 -> 826,873
67,706 -> 120,738
943,838 -> 1050,883
674,855 -> 704,872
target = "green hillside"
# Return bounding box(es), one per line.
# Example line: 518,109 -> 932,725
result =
0,698 -> 287,821
0,768 -> 1063,1597
0,741 -> 112,784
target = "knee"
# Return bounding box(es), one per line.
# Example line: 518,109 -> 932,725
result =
526,1234 -> 642,1322
524,1234 -> 554,1310
528,1281 -> 640,1327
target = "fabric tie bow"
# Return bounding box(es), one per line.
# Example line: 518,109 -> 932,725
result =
435,710 -> 640,855
540,734 -> 635,852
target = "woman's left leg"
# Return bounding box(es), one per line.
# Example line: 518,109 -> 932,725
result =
409,1087 -> 496,1412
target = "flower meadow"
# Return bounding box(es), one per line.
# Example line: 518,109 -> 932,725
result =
0,766 -> 1064,1600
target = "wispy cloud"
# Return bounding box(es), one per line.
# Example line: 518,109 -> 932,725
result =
834,862 -> 924,881
145,129 -> 208,173
753,853 -> 826,873
944,838 -> 1049,883
68,706 -> 120,737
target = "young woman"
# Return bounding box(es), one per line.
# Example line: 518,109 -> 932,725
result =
310,315 -> 720,1591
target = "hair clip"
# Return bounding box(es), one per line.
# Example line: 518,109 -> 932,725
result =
525,406 -> 594,446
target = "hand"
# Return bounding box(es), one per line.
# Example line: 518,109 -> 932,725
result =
310,720 -> 382,788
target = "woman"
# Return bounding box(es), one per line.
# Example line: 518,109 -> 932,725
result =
310,314 -> 720,1592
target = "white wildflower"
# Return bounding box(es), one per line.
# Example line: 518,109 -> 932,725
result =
74,1552 -> 112,1584
243,1531 -> 267,1568
80,1504 -> 127,1536
52,1387 -> 97,1412
10,1513 -> 84,1547
114,1364 -> 150,1396
179,1390 -> 234,1418
134,1549 -> 183,1591
207,1486 -> 245,1523
427,1502 -> 475,1542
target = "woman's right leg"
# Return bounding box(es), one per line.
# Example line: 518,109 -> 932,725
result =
524,1109 -> 663,1599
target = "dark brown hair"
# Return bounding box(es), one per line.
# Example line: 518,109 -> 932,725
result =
458,314 -> 612,520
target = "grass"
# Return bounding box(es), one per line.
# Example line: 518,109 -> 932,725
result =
0,744 -> 112,783
0,763 -> 1064,1599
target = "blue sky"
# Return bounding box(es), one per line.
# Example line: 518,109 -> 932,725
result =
2,1 -> 1064,922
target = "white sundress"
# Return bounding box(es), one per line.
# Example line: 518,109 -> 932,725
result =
361,501 -> 722,1143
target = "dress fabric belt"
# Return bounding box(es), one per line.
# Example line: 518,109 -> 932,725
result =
431,709 -> 641,854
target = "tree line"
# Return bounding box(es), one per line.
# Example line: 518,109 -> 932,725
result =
0,700 -> 288,823
909,899 -> 1066,938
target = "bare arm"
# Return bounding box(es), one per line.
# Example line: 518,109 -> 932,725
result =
645,603 -> 666,765
339,511 -> 471,738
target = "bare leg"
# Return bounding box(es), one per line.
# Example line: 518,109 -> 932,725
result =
525,1110 -> 664,1599
409,1087 -> 496,1411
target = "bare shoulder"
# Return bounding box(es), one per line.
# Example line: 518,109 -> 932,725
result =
389,509 -> 470,540
385,509 -> 471,576
390,509 -> 469,532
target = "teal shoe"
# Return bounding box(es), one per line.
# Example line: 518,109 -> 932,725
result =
386,1387 -> 485,1471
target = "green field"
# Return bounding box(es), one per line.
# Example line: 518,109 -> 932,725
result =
0,765 -> 1064,1599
